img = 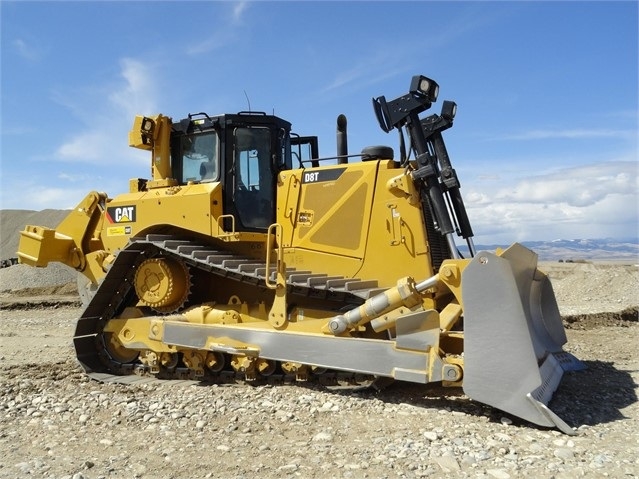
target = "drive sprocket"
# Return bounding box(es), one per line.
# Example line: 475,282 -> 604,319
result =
134,256 -> 191,313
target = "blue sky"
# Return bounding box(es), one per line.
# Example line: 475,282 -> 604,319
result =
1,1 -> 637,244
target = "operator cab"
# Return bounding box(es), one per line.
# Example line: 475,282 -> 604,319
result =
170,112 -> 295,232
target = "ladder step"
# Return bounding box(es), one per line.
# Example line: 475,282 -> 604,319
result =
238,263 -> 264,274
221,259 -> 251,269
192,250 -> 222,260
325,278 -> 356,289
145,234 -> 174,242
344,279 -> 379,291
161,240 -> 192,250
175,245 -> 210,256
288,273 -> 328,284
307,275 -> 343,287
206,254 -> 235,265
270,268 -> 301,281
254,266 -> 277,277
285,271 -> 313,282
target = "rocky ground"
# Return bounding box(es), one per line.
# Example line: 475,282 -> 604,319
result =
0,261 -> 637,479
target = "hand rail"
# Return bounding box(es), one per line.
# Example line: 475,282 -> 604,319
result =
215,214 -> 236,237
265,223 -> 283,290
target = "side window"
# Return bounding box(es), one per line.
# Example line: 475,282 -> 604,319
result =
180,132 -> 218,183
236,148 -> 260,190
233,127 -> 273,229
280,128 -> 293,171
290,135 -> 319,167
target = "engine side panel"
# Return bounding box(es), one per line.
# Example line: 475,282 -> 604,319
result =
277,160 -> 434,288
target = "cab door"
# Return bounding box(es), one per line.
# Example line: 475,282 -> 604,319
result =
227,126 -> 275,231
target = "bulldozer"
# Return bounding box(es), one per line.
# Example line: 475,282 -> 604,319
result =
17,75 -> 584,434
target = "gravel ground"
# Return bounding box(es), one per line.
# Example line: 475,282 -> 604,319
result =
0,263 -> 77,291
0,261 -> 637,479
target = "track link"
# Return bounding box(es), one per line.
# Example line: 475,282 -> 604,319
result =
73,234 -> 381,386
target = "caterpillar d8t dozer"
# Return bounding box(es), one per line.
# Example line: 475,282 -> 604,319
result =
17,75 -> 585,434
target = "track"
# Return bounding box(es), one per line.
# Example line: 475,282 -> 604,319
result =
73,234 -> 384,386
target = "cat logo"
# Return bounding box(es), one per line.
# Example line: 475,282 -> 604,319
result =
106,205 -> 136,223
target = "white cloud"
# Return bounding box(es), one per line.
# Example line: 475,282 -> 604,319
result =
56,131 -> 111,162
109,59 -> 158,117
186,2 -> 249,56
0,181 -> 92,211
233,1 -> 249,22
320,56 -> 407,95
54,58 -> 158,165
0,125 -> 34,136
57,172 -> 94,183
492,162 -> 637,207
496,128 -> 635,141
3,58 -> 155,211
0,169 -> 129,211
318,7 -> 504,97
185,31 -> 229,56
28,187 -> 94,210
464,160 -> 638,243
13,38 -> 41,62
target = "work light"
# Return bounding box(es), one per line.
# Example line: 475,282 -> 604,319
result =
410,75 -> 439,103
142,117 -> 155,133
441,101 -> 457,121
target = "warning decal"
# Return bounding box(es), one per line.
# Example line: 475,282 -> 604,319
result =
107,225 -> 132,236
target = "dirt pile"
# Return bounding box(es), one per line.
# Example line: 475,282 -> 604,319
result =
0,209 -> 69,260
541,261 -> 638,316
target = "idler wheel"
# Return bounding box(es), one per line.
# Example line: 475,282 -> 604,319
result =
104,333 -> 139,363
134,257 -> 190,313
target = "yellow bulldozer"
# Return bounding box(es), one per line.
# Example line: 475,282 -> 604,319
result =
17,75 -> 584,434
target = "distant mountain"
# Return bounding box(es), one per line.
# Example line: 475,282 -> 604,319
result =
459,238 -> 639,262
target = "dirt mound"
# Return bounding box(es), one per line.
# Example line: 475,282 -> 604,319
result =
541,261 -> 638,316
564,306 -> 639,329
0,262 -> 77,293
0,209 -> 70,260
10,282 -> 78,297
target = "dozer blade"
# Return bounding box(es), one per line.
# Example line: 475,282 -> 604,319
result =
461,243 -> 585,434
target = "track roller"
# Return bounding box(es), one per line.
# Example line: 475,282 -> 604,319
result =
205,351 -> 225,372
281,362 -> 310,381
182,350 -> 205,376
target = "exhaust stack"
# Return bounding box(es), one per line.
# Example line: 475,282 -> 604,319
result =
337,114 -> 348,164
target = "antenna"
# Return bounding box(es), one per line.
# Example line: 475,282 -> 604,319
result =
243,90 -> 251,112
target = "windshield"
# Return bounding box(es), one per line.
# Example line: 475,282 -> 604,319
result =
178,131 -> 218,183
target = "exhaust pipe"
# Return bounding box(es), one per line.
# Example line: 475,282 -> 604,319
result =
337,114 -> 348,164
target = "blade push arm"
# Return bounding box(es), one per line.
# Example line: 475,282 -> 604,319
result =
420,106 -> 476,255
17,191 -> 108,283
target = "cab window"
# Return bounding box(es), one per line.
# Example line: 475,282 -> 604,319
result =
177,131 -> 218,183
